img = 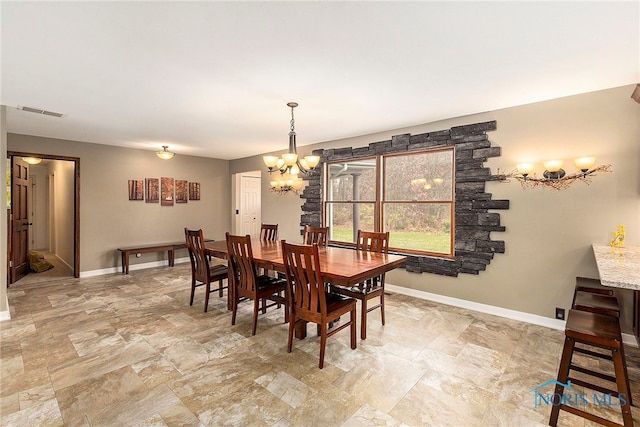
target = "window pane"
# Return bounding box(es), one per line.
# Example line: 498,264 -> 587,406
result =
326,202 -> 375,243
327,159 -> 376,202
384,203 -> 452,254
385,150 -> 453,201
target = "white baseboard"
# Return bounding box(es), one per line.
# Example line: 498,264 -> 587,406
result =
80,257 -> 190,278
73,267 -> 639,348
0,294 -> 10,321
386,283 -> 639,348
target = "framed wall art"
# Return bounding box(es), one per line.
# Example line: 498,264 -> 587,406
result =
145,178 -> 159,203
175,180 -> 188,203
161,177 -> 174,206
128,179 -> 144,201
189,182 -> 201,201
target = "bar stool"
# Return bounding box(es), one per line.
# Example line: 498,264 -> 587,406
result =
549,309 -> 633,427
572,276 -> 620,318
573,292 -> 621,318
575,277 -> 614,298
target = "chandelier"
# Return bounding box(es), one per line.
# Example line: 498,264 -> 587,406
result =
263,102 -> 320,194
498,156 -> 611,190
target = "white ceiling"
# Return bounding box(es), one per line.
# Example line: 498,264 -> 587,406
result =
2,1 -> 638,160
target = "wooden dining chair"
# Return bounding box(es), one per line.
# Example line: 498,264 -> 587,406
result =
225,232 -> 288,335
184,228 -> 229,312
260,224 -> 278,241
281,240 -> 356,369
330,230 -> 389,339
303,225 -> 329,246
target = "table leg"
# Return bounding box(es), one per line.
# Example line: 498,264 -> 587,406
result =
168,249 -> 175,267
121,251 -> 130,274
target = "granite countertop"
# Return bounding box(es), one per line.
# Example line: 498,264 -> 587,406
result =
592,244 -> 640,290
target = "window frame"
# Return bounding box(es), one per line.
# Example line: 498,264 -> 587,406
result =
323,147 -> 455,258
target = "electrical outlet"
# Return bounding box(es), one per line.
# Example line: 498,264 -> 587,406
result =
136,253 -> 142,258
555,307 -> 565,320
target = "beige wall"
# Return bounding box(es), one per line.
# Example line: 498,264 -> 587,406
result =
231,85 -> 640,327
7,135 -> 232,272
3,85 -> 638,326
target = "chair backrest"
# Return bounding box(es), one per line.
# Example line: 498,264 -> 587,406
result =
184,228 -> 209,281
303,225 -> 329,246
281,240 -> 328,317
260,224 -> 278,241
356,230 -> 389,254
225,232 -> 258,297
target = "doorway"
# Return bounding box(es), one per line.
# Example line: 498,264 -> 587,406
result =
232,171 -> 261,238
7,151 -> 80,284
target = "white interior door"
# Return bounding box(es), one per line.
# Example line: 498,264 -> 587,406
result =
240,175 -> 261,237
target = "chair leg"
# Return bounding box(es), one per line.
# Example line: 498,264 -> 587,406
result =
319,323 -> 327,369
218,279 -> 224,297
190,280 -> 196,306
231,294 -> 238,325
619,343 -> 633,406
549,336 -> 575,426
380,290 -> 385,326
287,314 -> 296,353
252,299 -> 260,336
361,298 -> 367,340
612,347 -> 634,426
350,306 -> 357,349
204,282 -> 211,312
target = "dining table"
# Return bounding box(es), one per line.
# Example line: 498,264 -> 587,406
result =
205,238 -> 407,338
592,244 -> 640,342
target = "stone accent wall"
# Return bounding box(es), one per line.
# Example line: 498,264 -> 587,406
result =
300,120 -> 508,276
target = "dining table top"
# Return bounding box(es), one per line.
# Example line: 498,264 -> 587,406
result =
205,239 -> 407,287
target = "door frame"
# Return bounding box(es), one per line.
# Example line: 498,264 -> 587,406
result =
8,151 -> 80,279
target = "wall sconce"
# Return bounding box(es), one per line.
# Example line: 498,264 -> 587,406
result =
499,156 -> 611,190
22,157 -> 42,165
156,146 -> 175,160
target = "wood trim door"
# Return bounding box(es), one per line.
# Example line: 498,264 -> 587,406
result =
8,152 -> 80,281
10,157 -> 30,282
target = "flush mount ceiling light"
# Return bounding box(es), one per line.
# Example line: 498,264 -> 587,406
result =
22,157 -> 42,165
498,156 -> 611,190
263,102 -> 321,194
156,146 -> 175,160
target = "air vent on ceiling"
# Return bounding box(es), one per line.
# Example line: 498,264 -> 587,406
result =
17,105 -> 64,118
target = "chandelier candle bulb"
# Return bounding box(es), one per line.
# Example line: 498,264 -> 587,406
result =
282,153 -> 298,166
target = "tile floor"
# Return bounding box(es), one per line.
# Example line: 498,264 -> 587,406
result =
2,264 -> 640,426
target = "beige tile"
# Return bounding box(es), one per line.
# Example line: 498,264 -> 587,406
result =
0,398 -> 64,427
390,378 -> 493,426
5,264 -> 634,427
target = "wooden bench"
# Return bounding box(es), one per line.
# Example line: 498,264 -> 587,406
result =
117,240 -> 213,274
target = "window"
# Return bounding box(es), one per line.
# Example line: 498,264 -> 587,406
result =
324,148 -> 454,257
